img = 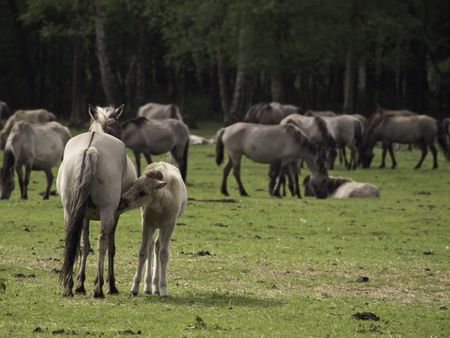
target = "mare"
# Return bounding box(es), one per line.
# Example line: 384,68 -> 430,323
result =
57,105 -> 137,298
215,122 -> 329,198
303,175 -> 380,198
244,102 -> 300,125
321,115 -> 363,169
137,102 -> 183,122
360,114 -> 448,169
118,162 -> 187,297
0,121 -> 71,200
0,109 -> 56,149
121,117 -> 189,181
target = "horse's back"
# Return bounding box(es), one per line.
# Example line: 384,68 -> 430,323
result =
137,103 -> 182,121
334,182 -> 379,198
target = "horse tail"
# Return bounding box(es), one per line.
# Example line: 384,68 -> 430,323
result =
353,119 -> 363,148
215,128 -> 226,166
314,117 -> 335,148
180,138 -> 189,182
436,119 -> 450,160
60,146 -> 98,287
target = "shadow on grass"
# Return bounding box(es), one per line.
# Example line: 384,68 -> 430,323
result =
156,290 -> 284,308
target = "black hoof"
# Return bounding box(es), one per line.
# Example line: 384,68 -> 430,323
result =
62,289 -> 74,297
75,286 -> 86,295
93,290 -> 105,299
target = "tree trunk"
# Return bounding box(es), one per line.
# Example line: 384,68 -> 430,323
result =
217,51 -> 231,117
343,0 -> 357,114
136,20 -> 148,108
271,69 -> 284,103
7,0 -> 35,106
356,59 -> 366,114
95,1 -> 119,106
374,32 -> 384,110
69,33 -> 86,127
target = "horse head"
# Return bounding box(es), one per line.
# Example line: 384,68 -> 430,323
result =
89,104 -> 124,138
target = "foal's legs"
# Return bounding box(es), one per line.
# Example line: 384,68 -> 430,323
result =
230,155 -> 248,196
429,143 -> 438,169
153,223 -> 174,297
93,209 -> 116,298
107,217 -> 120,294
131,221 -> 154,296
75,219 -> 90,294
42,168 -> 53,200
415,140 -> 427,169
134,151 -> 142,177
220,158 -> 233,196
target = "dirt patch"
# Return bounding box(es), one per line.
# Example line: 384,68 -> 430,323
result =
14,273 -> 36,279
118,329 -> 142,335
211,223 -> 229,227
352,312 -> 380,321
356,276 -> 369,283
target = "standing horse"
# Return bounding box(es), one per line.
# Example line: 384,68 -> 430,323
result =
137,102 -> 183,122
121,117 -> 189,181
360,114 -> 448,169
0,121 -> 71,200
0,109 -> 56,150
118,162 -> 187,297
215,122 -> 329,198
57,105 -> 137,298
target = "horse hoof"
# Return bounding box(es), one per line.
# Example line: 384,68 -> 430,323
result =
62,289 -> 74,297
108,287 -> 119,295
144,290 -> 152,295
75,286 -> 86,295
130,291 -> 138,296
93,290 -> 105,299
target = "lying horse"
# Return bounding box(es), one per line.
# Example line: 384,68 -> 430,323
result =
118,162 -> 187,297
244,102 -> 300,125
0,121 -> 71,199
215,122 -> 329,198
0,109 -> 56,150
121,117 -> 189,181
57,105 -> 137,298
137,102 -> 183,122
360,114 -> 448,169
303,175 -> 380,198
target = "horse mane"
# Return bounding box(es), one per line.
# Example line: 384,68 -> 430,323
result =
313,117 -> 335,148
362,113 -> 390,146
122,116 -> 149,128
326,176 -> 353,194
89,106 -> 123,138
284,123 -> 309,146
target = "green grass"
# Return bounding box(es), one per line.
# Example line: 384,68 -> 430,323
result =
0,121 -> 449,337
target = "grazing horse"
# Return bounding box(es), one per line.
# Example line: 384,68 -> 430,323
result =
215,122 -> 329,198
360,115 -> 448,169
57,105 -> 137,298
137,102 -> 183,122
0,121 -> 71,200
0,109 -> 56,150
303,175 -> 380,198
321,115 -> 363,169
118,162 -> 187,297
121,117 -> 189,181
244,102 -> 300,125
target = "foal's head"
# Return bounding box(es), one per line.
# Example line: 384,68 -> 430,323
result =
88,104 -> 124,139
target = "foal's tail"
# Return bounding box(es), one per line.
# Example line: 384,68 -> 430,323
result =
437,119 -> 450,160
60,147 -> 98,287
215,128 -> 226,166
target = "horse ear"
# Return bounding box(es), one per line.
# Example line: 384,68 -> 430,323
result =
88,105 -> 98,120
113,104 -> 125,120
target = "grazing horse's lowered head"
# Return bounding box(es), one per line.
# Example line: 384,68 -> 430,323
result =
88,104 -> 124,138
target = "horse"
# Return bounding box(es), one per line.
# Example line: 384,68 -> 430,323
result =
303,175 -> 380,198
0,109 -> 56,150
121,116 -> 189,181
304,110 -> 336,117
0,121 -> 71,200
359,114 -> 448,169
137,102 -> 183,122
57,105 -> 137,298
118,162 -> 187,297
321,115 -> 364,169
215,122 -> 329,199
244,102 -> 300,125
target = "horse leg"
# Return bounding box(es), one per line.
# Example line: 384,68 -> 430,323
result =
16,167 -> 24,198
93,210 -> 115,298
221,158 -> 233,196
328,148 -> 337,170
22,166 -> 31,200
134,151 -> 142,177
342,146 -> 351,169
386,144 -> 397,169
380,144 -> 387,168
231,156 -> 248,196
75,219 -> 90,294
430,143 -> 438,169
288,162 -> 301,198
349,145 -> 358,170
42,168 -> 53,200
143,227 -> 156,294
107,217 -> 120,294
131,222 -> 154,296
154,224 -> 174,297
268,162 -> 280,196
414,140 -> 427,169
144,153 -> 153,164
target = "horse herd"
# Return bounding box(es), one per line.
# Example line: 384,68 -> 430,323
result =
0,100 -> 449,298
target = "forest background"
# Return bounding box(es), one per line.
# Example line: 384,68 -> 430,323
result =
1,0 -> 450,126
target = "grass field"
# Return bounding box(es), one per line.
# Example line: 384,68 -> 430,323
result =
0,121 -> 449,337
